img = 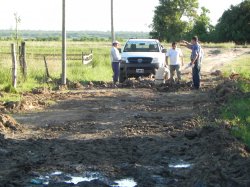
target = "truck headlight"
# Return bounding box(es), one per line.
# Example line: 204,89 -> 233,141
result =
121,57 -> 128,63
152,57 -> 159,63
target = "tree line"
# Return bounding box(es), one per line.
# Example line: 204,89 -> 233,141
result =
150,0 -> 250,44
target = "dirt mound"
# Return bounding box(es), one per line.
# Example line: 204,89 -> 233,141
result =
63,79 -> 193,91
32,87 -> 51,94
229,72 -> 240,80
211,70 -> 222,76
184,125 -> 250,187
157,81 -> 193,92
215,79 -> 242,102
0,113 -> 23,134
120,79 -> 154,88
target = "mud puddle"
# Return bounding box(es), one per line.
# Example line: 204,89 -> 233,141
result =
169,163 -> 192,169
29,171 -> 137,187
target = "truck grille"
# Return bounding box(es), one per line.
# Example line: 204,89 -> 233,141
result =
127,57 -> 153,64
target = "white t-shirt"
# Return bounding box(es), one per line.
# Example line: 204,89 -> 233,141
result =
166,48 -> 183,65
110,46 -> 121,62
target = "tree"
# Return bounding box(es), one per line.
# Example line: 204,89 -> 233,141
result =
14,12 -> 21,49
150,0 -> 199,42
189,7 -> 214,42
215,0 -> 250,43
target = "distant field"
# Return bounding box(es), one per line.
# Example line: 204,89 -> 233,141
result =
0,30 -> 150,41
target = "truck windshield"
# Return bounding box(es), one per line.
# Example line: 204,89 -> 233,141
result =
123,41 -> 159,52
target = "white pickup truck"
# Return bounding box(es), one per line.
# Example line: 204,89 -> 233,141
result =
119,39 -> 166,83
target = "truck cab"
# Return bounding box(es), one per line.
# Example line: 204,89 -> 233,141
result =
119,39 -> 166,82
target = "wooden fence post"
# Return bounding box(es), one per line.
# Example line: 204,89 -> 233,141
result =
11,43 -> 17,88
19,45 -> 22,67
82,52 -> 84,63
43,56 -> 50,78
21,42 -> 27,80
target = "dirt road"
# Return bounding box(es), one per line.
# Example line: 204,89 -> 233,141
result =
0,48 -> 250,186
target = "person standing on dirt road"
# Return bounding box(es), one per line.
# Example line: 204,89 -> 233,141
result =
181,36 -> 201,89
110,41 -> 122,84
166,42 -> 184,83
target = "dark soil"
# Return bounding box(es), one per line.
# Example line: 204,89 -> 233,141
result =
0,71 -> 249,186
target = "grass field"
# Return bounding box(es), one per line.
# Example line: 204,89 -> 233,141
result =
221,55 -> 250,146
0,41 -> 113,92
222,55 -> 250,80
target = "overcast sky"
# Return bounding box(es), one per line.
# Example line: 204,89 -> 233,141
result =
0,0 -> 243,31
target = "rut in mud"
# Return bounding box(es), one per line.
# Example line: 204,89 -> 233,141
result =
0,48 -> 249,186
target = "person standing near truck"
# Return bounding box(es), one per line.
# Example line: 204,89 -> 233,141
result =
166,42 -> 184,83
110,41 -> 121,84
181,36 -> 201,89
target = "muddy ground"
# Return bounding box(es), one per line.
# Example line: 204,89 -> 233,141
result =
0,48 -> 250,187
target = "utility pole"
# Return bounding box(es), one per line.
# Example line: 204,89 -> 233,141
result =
111,0 -> 115,43
62,0 -> 67,85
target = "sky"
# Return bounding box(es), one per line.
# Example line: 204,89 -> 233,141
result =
0,0 -> 244,32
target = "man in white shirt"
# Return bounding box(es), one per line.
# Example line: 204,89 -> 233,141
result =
110,41 -> 122,84
166,42 -> 184,82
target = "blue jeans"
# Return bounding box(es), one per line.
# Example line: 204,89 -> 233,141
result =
192,62 -> 201,89
112,62 -> 120,83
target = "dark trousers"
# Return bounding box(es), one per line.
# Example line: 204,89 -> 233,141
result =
192,62 -> 201,89
170,65 -> 181,81
112,62 -> 120,83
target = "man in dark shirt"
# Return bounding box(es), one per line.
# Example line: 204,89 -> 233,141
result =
181,36 -> 201,89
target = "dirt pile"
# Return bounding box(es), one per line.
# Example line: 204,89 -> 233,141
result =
0,113 -> 23,134
55,78 -> 195,91
157,81 -> 193,92
100,79 -> 193,92
120,79 -> 154,88
211,70 -> 223,76
214,79 -> 242,102
183,125 -> 250,187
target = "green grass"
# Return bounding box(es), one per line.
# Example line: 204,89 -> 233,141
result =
222,55 -> 250,79
221,54 -> 250,146
202,42 -> 250,48
202,42 -> 236,48
0,40 -> 114,101
221,97 -> 250,146
0,41 -> 113,84
0,92 -> 21,102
